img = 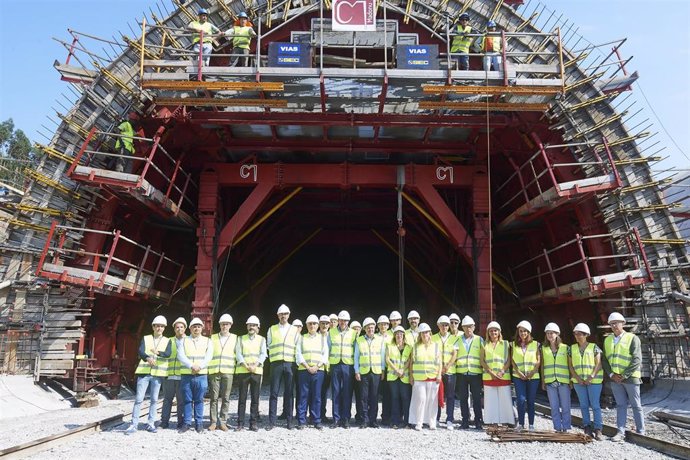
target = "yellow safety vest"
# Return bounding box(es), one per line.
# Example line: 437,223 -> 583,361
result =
165,337 -> 184,377
135,335 -> 170,377
481,34 -> 502,52
321,332 -> 330,372
512,341 -> 540,380
299,333 -> 326,371
386,343 -> 411,384
542,343 -> 570,384
329,328 -> 356,366
268,324 -> 298,363
115,121 -> 134,153
208,333 -> 237,375
189,20 -> 217,44
231,25 -> 253,49
450,25 -> 473,53
570,343 -> 603,384
236,334 -> 265,375
431,333 -> 459,375
483,340 -> 511,381
455,334 -> 482,375
179,336 -> 211,375
356,335 -> 385,375
604,332 -> 641,378
404,329 -> 418,347
411,342 -> 440,380
379,331 -> 394,345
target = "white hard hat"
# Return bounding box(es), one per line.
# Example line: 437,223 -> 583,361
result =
362,317 -> 376,328
573,323 -> 591,335
377,315 -> 390,324
608,312 -> 626,324
151,315 -> 167,326
189,317 -> 204,327
219,313 -> 233,324
487,321 -> 501,331
393,325 -> 405,334
389,311 -> 402,321
338,310 -> 351,321
277,304 -> 290,314
246,315 -> 260,325
306,314 -> 319,324
417,322 -> 431,333
437,315 -> 450,324
292,319 -> 303,327
319,315 -> 331,323
407,310 -> 420,319
517,320 -> 532,333
329,314 -> 338,321
461,315 -> 475,327
172,317 -> 187,328
449,313 -> 461,322
350,321 -> 362,329
544,322 -> 560,334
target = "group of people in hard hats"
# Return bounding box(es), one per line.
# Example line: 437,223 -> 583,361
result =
126,307 -> 643,441
449,12 -> 503,71
187,8 -> 256,67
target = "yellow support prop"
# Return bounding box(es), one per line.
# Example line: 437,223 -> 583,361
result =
56,113 -> 90,138
620,178 -> 672,194
154,97 -> 288,108
3,203 -> 76,219
567,92 -> 617,111
234,187 -> 303,246
419,101 -> 550,112
401,191 -> 448,238
174,0 -> 195,22
614,157 -> 662,166
640,238 -> 689,245
564,72 -> 604,92
141,80 -> 284,91
93,62 -> 136,96
404,0 -> 414,24
423,85 -> 561,95
34,143 -> 76,164
0,217 -> 50,233
24,169 -> 82,199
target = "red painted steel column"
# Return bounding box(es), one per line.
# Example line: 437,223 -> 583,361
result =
74,196 -> 120,268
473,169 -> 493,333
192,170 -> 219,331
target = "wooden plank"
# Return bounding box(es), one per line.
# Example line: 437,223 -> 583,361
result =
44,330 -> 83,339
40,353 -> 75,360
512,63 -> 561,74
39,361 -> 74,370
45,320 -> 82,328
143,59 -> 194,67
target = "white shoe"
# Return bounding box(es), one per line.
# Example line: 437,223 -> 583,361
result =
429,424 -> 437,430
517,424 -> 525,431
125,424 -> 137,435
610,432 -> 625,442
446,421 -> 454,431
414,424 -> 422,431
528,425 -> 535,432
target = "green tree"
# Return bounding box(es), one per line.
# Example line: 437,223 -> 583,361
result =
0,118 -> 38,193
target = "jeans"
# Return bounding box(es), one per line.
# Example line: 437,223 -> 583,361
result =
573,383 -> 602,430
513,378 -> 539,426
437,373 -> 457,422
359,372 -> 381,425
230,47 -> 250,67
131,374 -> 163,427
457,54 -> 469,70
610,381 -> 645,434
237,373 -> 262,425
192,42 -> 213,67
208,373 -> 233,426
389,379 -> 411,426
160,378 -> 183,427
269,361 -> 294,424
546,382 -> 572,430
457,373 -> 483,425
331,363 -> 354,423
483,53 -> 502,71
297,369 -> 324,425
354,375 -> 363,423
181,374 -> 207,428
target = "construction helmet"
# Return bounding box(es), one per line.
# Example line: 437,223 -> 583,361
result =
319,315 -> 331,323
362,317 -> 376,328
189,317 -> 204,328
389,311 -> 402,321
417,323 -> 432,333
246,315 -> 260,325
407,310 -> 420,319
459,13 -> 470,20
516,320 -> 532,333
198,8 -> 209,15
238,12 -> 248,18
461,315 -> 475,327
338,310 -> 351,321
172,317 -> 187,328
487,321 -> 501,331
151,315 -> 167,326
487,20 -> 497,28
350,320 -> 362,329
608,312 -> 626,324
393,325 -> 405,334
573,323 -> 591,335
449,313 -> 461,322
277,304 -> 290,314
219,313 -> 233,324
306,314 -> 320,324
377,315 -> 390,324
292,319 -> 303,327
437,315 -> 450,325
544,322 -> 561,334
329,313 -> 338,321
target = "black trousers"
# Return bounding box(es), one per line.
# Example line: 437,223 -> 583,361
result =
457,373 -> 483,424
380,375 -> 391,424
359,372 -> 381,425
237,373 -> 262,425
269,361 -> 294,423
320,371 -> 331,419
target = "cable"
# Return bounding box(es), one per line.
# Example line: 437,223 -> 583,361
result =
0,376 -> 51,412
642,378 -> 675,407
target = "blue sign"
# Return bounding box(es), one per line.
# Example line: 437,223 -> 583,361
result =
396,45 -> 439,70
268,42 -> 312,68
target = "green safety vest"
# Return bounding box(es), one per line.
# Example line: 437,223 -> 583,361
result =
542,343 -> 570,384
450,25 -> 473,53
482,340 -> 511,381
356,335 -> 385,375
208,333 -> 237,375
134,335 -> 170,377
604,332 -> 641,378
236,334 -> 265,375
321,331 -> 330,372
411,342 -> 440,380
380,331 -> 394,345
231,25 -> 253,49
404,329 -> 418,347
386,343 -> 411,384
455,334 -> 482,375
268,324 -> 298,363
165,337 -> 184,377
431,333 -> 459,375
115,121 -> 134,154
179,336 -> 211,375
570,343 -> 603,384
298,333 -> 326,371
329,327 -> 356,366
512,341 -> 540,380
190,20 -> 217,44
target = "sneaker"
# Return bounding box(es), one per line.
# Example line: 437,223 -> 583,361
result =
528,425 -> 535,432
146,424 -> 157,433
429,424 -> 437,430
446,421 -> 454,430
125,424 -> 137,435
178,425 -> 190,434
610,432 -> 625,442
517,424 -> 525,432
414,424 -> 422,431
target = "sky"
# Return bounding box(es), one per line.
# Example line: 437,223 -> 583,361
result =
0,0 -> 688,171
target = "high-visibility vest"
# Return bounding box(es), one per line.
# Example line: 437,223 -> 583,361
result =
321,332 -> 330,372
542,343 -> 570,384
268,324 -> 298,363
179,336 -> 211,375
379,331 -> 394,345
236,334 -> 265,375
386,343 -> 412,384
189,20 -> 216,44
455,334 -> 482,375
231,26 -> 253,49
404,329 -> 418,347
570,343 -> 603,384
134,335 -> 170,377
299,333 -> 326,371
411,342 -> 440,380
356,335 -> 385,375
165,337 -> 184,377
604,332 -> 641,378
329,328 -> 356,366
115,121 -> 134,153
482,340 -> 511,381
512,341 -> 540,380
481,34 -> 502,52
450,25 -> 473,53
208,333 -> 237,375
431,333 -> 459,375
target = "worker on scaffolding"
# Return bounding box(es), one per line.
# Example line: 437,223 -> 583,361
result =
449,12 -> 474,70
480,20 -> 503,72
188,8 -> 220,68
108,115 -> 137,173
224,12 -> 257,67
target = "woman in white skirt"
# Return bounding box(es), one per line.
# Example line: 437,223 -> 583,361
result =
480,321 -> 515,426
408,323 -> 442,430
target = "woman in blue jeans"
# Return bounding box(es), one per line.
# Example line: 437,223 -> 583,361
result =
511,320 -> 541,431
568,322 -> 604,440
540,322 -> 571,432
